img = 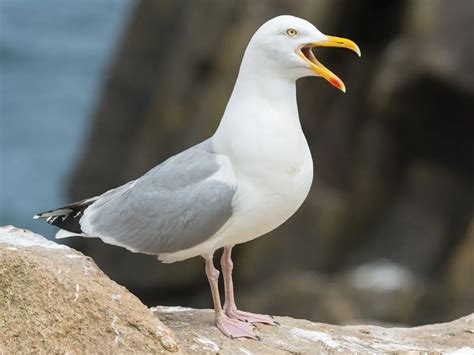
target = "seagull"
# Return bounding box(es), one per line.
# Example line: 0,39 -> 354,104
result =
35,15 -> 360,339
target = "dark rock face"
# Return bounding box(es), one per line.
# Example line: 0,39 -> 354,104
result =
66,0 -> 474,325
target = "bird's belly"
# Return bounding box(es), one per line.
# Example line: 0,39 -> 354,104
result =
220,155 -> 314,246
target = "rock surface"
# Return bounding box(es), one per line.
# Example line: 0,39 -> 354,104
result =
155,306 -> 474,354
0,226 -> 180,354
1,225 -> 473,354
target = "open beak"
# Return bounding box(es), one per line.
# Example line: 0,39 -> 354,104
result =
297,36 -> 361,93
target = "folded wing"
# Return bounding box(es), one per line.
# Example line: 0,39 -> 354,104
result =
39,140 -> 237,255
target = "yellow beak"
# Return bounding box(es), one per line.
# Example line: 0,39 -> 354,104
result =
297,35 -> 361,93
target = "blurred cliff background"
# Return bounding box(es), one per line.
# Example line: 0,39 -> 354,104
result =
1,0 -> 473,327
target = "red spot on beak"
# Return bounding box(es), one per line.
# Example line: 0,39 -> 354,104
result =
329,76 -> 345,92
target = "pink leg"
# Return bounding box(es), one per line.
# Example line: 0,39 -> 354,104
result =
221,246 -> 278,325
204,255 -> 256,339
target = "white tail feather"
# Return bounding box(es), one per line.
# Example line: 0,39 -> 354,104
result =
55,229 -> 86,239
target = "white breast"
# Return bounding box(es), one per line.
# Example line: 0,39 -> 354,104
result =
220,137 -> 313,247
208,75 -> 314,248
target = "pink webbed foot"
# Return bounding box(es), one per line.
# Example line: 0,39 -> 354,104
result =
225,308 -> 279,326
216,316 -> 258,339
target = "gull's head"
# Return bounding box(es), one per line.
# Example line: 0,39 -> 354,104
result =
247,15 -> 361,92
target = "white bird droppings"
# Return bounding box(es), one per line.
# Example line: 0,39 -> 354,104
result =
83,264 -> 94,275
158,306 -> 194,313
446,347 -> 474,355
111,316 -> 123,345
0,226 -> 68,250
192,333 -> 220,352
239,347 -> 253,355
65,254 -> 84,259
73,284 -> 80,302
290,328 -> 340,348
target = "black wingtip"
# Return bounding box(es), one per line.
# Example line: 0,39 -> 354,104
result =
34,198 -> 95,234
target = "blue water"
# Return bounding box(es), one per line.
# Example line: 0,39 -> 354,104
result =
0,0 -> 133,236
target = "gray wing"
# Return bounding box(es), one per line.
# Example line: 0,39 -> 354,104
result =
80,140 -> 237,254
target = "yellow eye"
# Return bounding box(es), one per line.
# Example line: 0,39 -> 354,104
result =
286,28 -> 298,37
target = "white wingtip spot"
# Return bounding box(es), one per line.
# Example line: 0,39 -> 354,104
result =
33,215 -> 40,219
55,229 -> 81,239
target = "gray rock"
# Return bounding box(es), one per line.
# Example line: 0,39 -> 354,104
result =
155,306 -> 474,354
0,226 -> 180,354
444,216 -> 474,320
2,225 -> 473,354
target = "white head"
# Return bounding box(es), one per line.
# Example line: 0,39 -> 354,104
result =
243,15 -> 361,92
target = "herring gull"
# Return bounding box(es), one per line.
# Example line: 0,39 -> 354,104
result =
35,15 -> 360,339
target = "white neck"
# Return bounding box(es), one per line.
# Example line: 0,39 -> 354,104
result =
232,47 -> 298,107
214,45 -> 302,144
211,42 -> 312,179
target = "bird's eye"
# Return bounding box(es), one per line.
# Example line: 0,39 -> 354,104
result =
286,28 -> 298,37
